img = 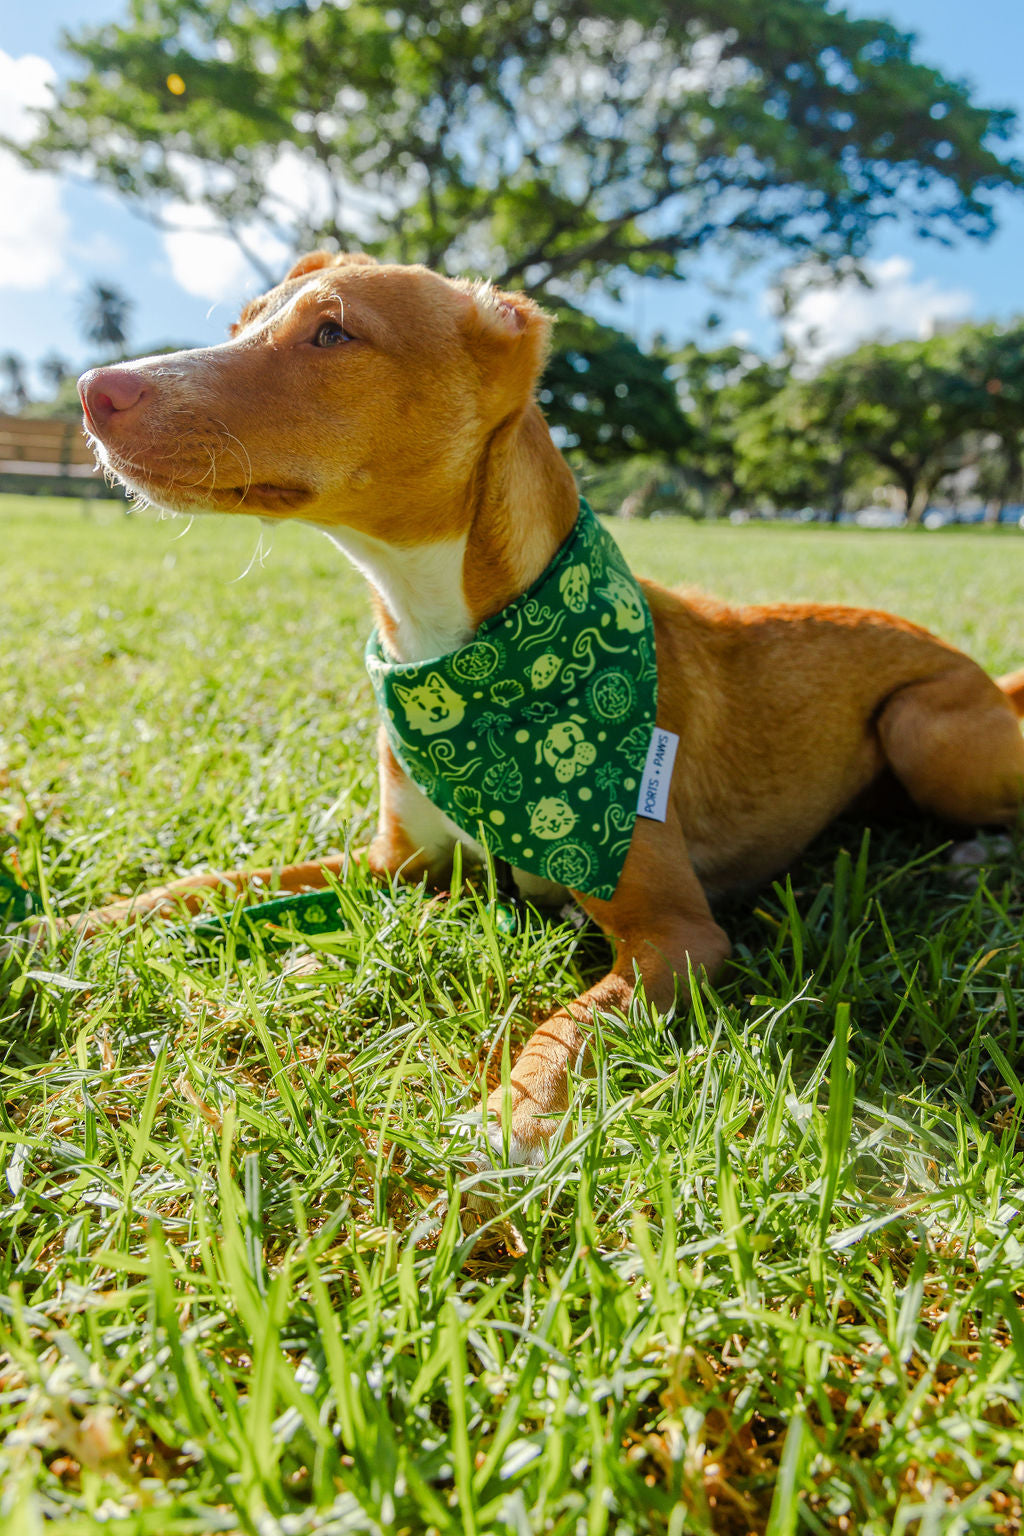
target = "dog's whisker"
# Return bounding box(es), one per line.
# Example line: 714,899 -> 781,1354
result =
210,419 -> 254,496
231,528 -> 272,582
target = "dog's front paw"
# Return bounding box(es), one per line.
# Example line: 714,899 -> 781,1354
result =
458,1105 -> 557,1239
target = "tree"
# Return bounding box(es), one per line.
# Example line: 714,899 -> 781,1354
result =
39,353 -> 72,393
17,0 -> 1021,306
734,320 -> 1024,521
79,281 -> 133,356
0,353 -> 30,411
542,307 -> 689,462
942,323 -> 1024,517
671,341 -> 786,514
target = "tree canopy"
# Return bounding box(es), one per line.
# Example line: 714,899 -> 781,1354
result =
733,321 -> 1024,521
18,0 -> 1022,304
539,307 -> 689,461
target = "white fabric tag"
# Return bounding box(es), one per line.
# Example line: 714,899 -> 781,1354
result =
636,727 -> 679,822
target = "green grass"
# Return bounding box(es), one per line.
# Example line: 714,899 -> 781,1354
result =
1,495 -> 1023,1535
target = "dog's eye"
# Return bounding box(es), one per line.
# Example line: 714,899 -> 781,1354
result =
313,320 -> 353,348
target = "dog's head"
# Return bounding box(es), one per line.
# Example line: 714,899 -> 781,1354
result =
78,252 -> 552,542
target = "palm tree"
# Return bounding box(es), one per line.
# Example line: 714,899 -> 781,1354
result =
0,352 -> 30,410
79,281 -> 133,356
39,353 -> 72,393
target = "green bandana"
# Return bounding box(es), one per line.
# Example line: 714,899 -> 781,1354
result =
365,500 -> 659,899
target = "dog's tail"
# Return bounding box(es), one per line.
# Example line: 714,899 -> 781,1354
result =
998,666 -> 1024,718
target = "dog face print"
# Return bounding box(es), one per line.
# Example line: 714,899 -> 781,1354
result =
528,796 -> 578,840
598,568 -> 647,633
559,562 -> 591,614
393,673 -> 466,735
535,716 -> 599,783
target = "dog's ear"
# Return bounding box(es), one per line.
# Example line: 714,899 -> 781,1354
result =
455,281 -> 553,396
285,250 -> 379,281
286,251 -> 336,281
457,282 -> 549,345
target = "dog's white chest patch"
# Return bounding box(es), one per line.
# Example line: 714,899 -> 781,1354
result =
317,524 -> 473,660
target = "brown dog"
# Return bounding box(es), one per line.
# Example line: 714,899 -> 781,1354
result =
73,252 -> 1024,1168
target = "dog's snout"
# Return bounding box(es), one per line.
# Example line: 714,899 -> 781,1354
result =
78,367 -> 149,430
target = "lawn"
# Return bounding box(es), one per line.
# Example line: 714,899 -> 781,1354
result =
1,494 -> 1023,1535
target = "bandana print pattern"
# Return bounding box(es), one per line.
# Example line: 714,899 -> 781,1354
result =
366,501 -> 659,899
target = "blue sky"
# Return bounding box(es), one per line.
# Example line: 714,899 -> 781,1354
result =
1,0 -> 1022,388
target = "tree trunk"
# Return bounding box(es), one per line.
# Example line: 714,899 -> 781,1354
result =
905,478 -> 929,524
908,485 -> 933,528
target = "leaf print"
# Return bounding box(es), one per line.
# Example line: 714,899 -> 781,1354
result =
617,724 -> 650,762
482,760 -> 523,802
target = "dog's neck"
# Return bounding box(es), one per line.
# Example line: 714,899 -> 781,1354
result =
319,403 -> 578,663
317,523 -> 474,660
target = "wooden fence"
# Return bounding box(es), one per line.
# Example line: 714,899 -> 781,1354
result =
0,414 -> 109,498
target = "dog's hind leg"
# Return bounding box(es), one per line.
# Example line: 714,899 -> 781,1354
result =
998,665 -> 1024,718
877,663 -> 1024,827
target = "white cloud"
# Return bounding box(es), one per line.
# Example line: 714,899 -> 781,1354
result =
160,201 -> 291,304
0,51 -> 68,290
0,50 -> 54,143
159,142 -> 379,302
772,256 -> 973,369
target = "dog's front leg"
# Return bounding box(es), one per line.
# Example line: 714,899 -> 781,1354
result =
481,813 -> 730,1168
30,854 -> 352,941
365,734 -> 461,885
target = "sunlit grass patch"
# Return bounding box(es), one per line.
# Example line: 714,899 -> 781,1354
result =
1,496 -> 1023,1532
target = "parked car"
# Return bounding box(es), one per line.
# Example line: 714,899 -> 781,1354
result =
854,506 -> 905,528
923,504 -> 1024,529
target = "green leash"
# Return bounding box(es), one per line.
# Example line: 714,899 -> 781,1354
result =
189,887 -> 346,945
1,866 -> 518,947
